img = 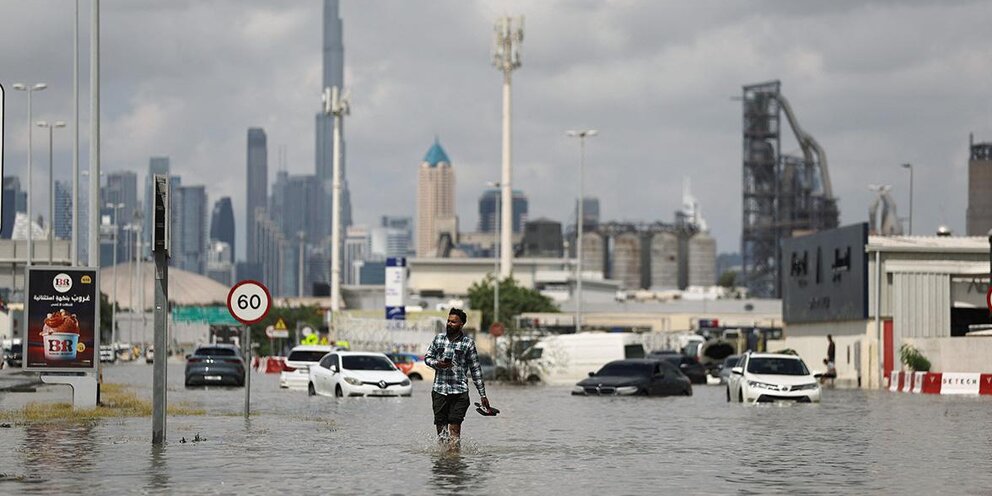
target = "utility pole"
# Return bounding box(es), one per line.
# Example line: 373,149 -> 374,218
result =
323,86 -> 349,313
492,16 -> 523,279
566,130 -> 597,333
151,175 -> 169,445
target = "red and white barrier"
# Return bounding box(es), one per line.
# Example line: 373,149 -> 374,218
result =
250,356 -> 286,374
889,371 -> 992,396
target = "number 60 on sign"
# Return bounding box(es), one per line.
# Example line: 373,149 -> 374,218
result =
227,280 -> 271,325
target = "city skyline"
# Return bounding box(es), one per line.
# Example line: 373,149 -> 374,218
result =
0,1 -> 988,256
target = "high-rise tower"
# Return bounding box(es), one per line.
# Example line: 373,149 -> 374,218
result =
315,0 -> 352,242
246,127 -> 268,263
417,139 -> 457,257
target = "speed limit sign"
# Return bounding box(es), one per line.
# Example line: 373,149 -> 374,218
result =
227,280 -> 272,325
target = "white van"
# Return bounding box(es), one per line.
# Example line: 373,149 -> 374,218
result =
521,332 -> 646,384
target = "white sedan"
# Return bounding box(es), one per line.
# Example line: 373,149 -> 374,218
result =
308,351 -> 412,398
280,345 -> 340,390
726,352 -> 822,403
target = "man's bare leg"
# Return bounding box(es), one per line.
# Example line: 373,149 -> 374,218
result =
448,424 -> 461,450
436,424 -> 449,445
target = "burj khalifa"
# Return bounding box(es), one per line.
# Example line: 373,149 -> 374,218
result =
315,0 -> 352,241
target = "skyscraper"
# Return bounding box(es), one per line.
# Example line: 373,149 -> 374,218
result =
966,135 -> 992,235
315,0 -> 352,242
271,172 -> 323,295
1,177 -> 28,239
246,128 -> 268,263
416,139 -> 457,257
54,181 -> 72,240
478,188 -> 528,233
381,215 -> 413,256
175,185 -> 208,274
144,157 -> 169,257
210,197 -> 235,257
102,171 -> 140,264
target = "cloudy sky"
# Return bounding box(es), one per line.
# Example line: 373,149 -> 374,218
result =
1,0 -> 990,261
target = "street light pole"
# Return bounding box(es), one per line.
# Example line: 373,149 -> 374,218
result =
901,163 -> 913,235
13,83 -> 47,267
108,202 -> 124,348
37,121 -> 66,264
566,130 -> 597,333
73,0 -> 80,267
492,16 -> 523,280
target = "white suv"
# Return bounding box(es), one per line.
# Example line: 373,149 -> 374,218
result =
726,352 -> 821,403
280,345 -> 339,389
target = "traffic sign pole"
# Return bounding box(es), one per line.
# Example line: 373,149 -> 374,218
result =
227,280 -> 271,420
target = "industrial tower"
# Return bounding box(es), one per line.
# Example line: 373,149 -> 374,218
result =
741,81 -> 839,298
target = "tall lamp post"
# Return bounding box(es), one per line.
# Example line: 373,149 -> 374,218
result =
901,163 -> 913,235
107,202 -> 124,347
37,120 -> 66,264
492,16 -> 523,280
13,83 -> 47,266
566,130 -> 597,333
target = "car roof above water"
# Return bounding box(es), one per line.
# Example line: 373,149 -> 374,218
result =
745,352 -> 804,360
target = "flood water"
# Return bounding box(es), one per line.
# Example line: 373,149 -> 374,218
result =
1,362 -> 991,495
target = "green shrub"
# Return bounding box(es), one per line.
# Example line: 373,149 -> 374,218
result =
899,343 -> 931,372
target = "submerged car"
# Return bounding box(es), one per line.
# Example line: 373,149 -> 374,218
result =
717,355 -> 742,384
184,344 -> 246,387
648,351 -> 707,385
308,351 -> 412,397
281,345 -> 338,389
726,352 -> 821,403
572,358 -> 692,397
385,352 -> 435,382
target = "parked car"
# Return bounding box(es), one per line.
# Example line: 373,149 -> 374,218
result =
308,351 -> 412,398
717,355 -> 742,384
382,352 -> 433,381
145,346 -> 154,364
184,344 -> 246,387
520,332 -> 646,384
3,339 -> 23,368
572,358 -> 692,397
726,352 -> 821,403
648,351 -> 707,385
281,345 -> 338,389
99,345 -> 117,363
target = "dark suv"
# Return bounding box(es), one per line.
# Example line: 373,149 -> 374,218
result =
648,351 -> 708,385
184,344 -> 246,387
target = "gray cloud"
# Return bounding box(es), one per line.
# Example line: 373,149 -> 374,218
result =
0,0 -> 988,262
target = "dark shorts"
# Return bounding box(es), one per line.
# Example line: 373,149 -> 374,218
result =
432,391 -> 470,426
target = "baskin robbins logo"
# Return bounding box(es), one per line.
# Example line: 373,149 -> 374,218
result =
52,273 -> 73,293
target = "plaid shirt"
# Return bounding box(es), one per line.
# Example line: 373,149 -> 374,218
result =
424,332 -> 486,397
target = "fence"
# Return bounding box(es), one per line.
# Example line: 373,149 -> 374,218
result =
334,316 -> 444,354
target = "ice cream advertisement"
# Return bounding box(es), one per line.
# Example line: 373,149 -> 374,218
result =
25,268 -> 98,371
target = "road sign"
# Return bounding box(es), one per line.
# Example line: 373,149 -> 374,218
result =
152,174 -> 170,256
227,280 -> 271,325
274,318 -> 288,331
986,286 -> 992,312
489,321 -> 505,338
0,83 -> 5,230
301,326 -> 314,337
265,327 -> 289,339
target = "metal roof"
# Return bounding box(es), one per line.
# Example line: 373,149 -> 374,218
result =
866,235 -> 988,253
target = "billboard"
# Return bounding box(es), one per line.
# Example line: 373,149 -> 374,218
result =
24,267 -> 99,371
782,223 -> 868,324
385,257 -> 406,320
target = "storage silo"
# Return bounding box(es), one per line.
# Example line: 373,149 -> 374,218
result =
688,231 -> 717,287
579,231 -> 606,277
650,231 -> 679,289
611,232 -> 642,290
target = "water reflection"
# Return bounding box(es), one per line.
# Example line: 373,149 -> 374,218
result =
146,445 -> 170,492
21,422 -> 97,480
431,450 -> 472,494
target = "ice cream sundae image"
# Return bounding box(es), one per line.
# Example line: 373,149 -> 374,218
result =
41,309 -> 82,361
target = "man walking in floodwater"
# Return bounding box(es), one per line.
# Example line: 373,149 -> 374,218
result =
424,308 -> 490,449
